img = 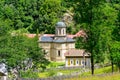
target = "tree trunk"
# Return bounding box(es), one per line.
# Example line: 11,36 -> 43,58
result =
118,63 -> 120,72
91,54 -> 94,75
111,59 -> 114,73
119,67 -> 120,72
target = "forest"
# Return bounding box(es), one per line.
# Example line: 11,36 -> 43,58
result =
0,0 -> 120,78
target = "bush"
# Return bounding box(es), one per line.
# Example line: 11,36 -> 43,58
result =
20,70 -> 39,78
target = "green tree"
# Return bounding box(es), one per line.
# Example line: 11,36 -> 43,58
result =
0,0 -> 65,34
110,41 -> 120,72
0,28 -> 49,72
67,0 -> 118,75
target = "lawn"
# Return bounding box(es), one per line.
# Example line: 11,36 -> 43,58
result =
39,61 -> 82,78
47,61 -> 65,68
65,66 -> 120,80
80,65 -> 118,76
38,68 -> 81,78
66,73 -> 120,80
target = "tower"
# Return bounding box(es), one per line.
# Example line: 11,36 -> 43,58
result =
39,21 -> 75,62
55,22 -> 66,40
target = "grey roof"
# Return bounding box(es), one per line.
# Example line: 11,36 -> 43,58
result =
56,22 -> 66,27
53,37 -> 75,43
40,36 -> 53,42
40,36 -> 75,43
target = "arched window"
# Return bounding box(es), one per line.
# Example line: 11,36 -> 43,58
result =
59,29 -> 61,35
71,60 -> 73,64
63,29 -> 64,35
76,60 -> 79,64
58,50 -> 60,57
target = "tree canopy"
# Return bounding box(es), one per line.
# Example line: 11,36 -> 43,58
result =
0,0 -> 120,75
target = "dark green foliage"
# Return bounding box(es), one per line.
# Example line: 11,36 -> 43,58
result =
75,37 -> 85,49
65,0 -> 120,74
0,0 -> 120,76
20,70 -> 39,78
0,30 -> 49,70
0,0 -> 65,34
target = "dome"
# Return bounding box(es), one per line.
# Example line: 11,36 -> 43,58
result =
56,22 -> 66,27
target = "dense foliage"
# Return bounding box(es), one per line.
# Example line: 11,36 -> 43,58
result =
0,29 -> 49,71
64,0 -> 120,74
0,0 -> 120,76
0,0 -> 65,34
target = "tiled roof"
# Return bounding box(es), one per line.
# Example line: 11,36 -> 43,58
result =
40,36 -> 53,42
67,35 -> 76,38
53,37 -> 75,43
39,36 -> 75,43
43,34 -> 54,37
75,30 -> 87,38
25,34 -> 40,38
65,49 -> 90,57
26,30 -> 87,38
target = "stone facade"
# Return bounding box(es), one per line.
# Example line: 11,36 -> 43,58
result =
39,22 -> 75,62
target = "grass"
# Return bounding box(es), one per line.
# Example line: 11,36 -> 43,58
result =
39,62 -> 119,78
80,65 -> 118,76
38,68 -> 81,78
47,61 -> 65,68
66,66 -> 120,80
66,73 -> 120,80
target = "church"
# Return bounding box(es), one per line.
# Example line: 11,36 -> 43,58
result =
39,21 -> 75,62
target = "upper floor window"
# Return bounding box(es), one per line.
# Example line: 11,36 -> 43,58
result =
58,50 -> 60,57
71,60 -> 73,64
63,29 -> 64,35
59,29 -> 61,35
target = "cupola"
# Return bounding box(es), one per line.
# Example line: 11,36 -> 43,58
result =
55,22 -> 66,36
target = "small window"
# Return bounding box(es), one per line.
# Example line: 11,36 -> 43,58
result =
63,29 -> 64,35
76,60 -> 79,64
82,61 -> 84,65
59,29 -> 61,35
71,60 -> 73,64
58,50 -> 60,56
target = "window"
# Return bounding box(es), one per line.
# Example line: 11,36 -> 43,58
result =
76,60 -> 79,64
59,29 -> 61,35
63,29 -> 64,35
58,50 -> 60,57
82,61 -> 84,65
71,60 -> 73,64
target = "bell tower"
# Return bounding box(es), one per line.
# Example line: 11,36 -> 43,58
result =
55,22 -> 66,39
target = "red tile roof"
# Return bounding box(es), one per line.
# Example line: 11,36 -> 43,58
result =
26,30 -> 87,38
25,34 -> 41,38
43,34 -> 54,37
65,49 -> 90,57
26,34 -> 36,38
75,30 -> 87,38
